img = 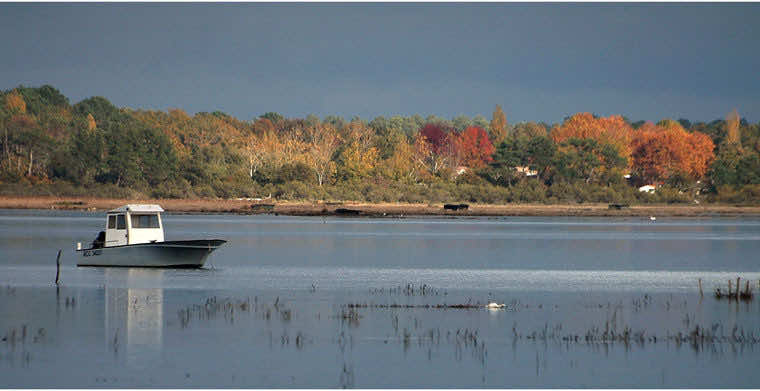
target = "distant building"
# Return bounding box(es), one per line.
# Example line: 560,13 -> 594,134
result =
454,166 -> 468,176
514,166 -> 538,177
638,185 -> 656,193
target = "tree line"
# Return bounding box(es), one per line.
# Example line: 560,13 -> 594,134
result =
1,85 -> 759,204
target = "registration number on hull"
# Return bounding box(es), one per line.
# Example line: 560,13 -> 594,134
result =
82,250 -> 102,257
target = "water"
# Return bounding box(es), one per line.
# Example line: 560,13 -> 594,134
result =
1,210 -> 759,387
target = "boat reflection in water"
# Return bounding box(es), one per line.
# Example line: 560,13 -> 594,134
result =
105,268 -> 164,369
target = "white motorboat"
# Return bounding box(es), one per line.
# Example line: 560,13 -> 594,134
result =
76,204 -> 226,268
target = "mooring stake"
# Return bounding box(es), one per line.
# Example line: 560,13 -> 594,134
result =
698,278 -> 703,297
55,249 -> 62,286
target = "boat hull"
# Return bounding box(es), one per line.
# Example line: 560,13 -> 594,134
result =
77,240 -> 226,268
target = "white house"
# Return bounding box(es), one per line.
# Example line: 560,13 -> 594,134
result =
514,166 -> 538,177
638,185 -> 656,193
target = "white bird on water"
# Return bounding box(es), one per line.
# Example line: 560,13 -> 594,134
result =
486,302 -> 505,310
650,216 -> 657,221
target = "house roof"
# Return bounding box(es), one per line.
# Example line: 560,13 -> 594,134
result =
108,204 -> 164,213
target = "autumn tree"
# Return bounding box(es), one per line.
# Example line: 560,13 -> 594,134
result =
419,123 -> 451,155
631,121 -> 715,183
251,118 -> 273,136
457,126 -> 494,168
343,120 -> 375,152
243,129 -> 280,178
5,91 -> 26,115
306,124 -> 340,186
86,113 -> 97,132
3,91 -> 27,164
337,141 -> 379,180
417,122 -> 463,173
1,89 -> 61,178
412,133 -> 443,178
551,113 -> 634,167
376,138 -> 417,182
489,105 -> 507,145
725,109 -> 742,149
337,120 -> 379,180
4,114 -> 42,176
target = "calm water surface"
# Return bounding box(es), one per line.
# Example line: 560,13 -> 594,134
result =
1,210 -> 759,388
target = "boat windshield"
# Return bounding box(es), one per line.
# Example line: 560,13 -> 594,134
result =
130,214 -> 160,229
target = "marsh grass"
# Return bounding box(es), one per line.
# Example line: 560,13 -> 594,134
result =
714,277 -> 755,301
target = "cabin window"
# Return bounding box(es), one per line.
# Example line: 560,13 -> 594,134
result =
116,214 -> 126,230
131,214 -> 160,229
107,215 -> 116,229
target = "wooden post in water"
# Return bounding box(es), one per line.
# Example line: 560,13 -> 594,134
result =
698,278 -> 703,297
736,277 -> 741,300
728,280 -> 733,298
55,249 -> 62,286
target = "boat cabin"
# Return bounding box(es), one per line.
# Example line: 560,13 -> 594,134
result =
104,204 -> 165,247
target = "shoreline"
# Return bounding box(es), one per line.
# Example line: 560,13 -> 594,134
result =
1,196 -> 760,217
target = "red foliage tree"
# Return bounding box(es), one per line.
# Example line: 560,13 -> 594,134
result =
457,126 -> 494,168
419,123 -> 453,155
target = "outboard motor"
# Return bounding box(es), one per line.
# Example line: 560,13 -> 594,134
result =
92,231 -> 106,249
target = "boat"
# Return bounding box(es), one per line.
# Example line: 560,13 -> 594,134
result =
76,204 -> 226,267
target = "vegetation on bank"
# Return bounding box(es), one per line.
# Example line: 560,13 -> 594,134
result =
1,85 -> 759,205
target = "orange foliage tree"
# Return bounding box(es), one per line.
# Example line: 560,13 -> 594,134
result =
551,113 -> 634,166
631,121 -> 715,183
457,126 -> 494,168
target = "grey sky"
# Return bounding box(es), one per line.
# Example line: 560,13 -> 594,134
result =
1,3 -> 758,124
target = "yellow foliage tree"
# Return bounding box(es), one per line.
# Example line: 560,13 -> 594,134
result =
5,91 -> 26,115
306,124 -> 340,186
489,105 -> 507,145
86,113 -> 97,132
339,141 -> 379,180
725,108 -> 741,148
343,120 -> 375,152
377,139 -> 417,182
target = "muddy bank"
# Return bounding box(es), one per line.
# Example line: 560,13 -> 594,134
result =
1,196 -> 760,217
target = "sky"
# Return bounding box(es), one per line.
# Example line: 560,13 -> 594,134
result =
1,3 -> 759,124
